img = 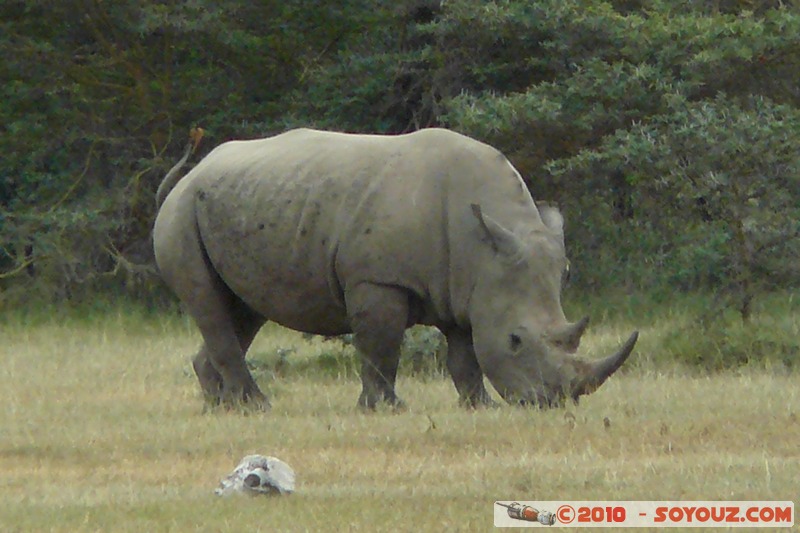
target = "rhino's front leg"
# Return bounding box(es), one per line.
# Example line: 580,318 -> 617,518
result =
346,283 -> 408,409
444,328 -> 498,408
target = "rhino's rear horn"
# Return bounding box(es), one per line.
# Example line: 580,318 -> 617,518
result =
548,316 -> 589,353
575,331 -> 638,397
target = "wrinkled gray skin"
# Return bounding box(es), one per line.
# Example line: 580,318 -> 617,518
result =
153,128 -> 638,410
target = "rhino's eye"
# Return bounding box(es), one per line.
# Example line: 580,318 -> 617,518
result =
509,333 -> 522,351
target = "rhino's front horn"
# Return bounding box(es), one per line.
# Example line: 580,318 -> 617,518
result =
575,331 -> 639,397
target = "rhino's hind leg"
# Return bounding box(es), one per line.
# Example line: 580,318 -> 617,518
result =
444,328 -> 498,408
193,293 -> 269,410
346,283 -> 409,410
193,345 -> 223,406
194,305 -> 265,409
159,248 -> 267,410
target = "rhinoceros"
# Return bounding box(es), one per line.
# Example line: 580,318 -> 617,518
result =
153,128 -> 637,410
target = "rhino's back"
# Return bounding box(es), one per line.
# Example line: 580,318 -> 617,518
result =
183,128 -> 518,332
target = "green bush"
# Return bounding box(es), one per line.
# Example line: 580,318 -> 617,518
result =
638,290 -> 800,370
400,326 -> 447,378
663,319 -> 800,371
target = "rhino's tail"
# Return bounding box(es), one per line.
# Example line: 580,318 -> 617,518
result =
155,127 -> 204,210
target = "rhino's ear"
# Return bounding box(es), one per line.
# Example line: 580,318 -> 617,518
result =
537,202 -> 564,238
470,203 -> 523,257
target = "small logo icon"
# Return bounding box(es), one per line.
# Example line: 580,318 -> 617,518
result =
556,504 -> 575,524
496,502 -> 556,525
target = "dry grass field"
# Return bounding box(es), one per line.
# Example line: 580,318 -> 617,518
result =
1,305 -> 798,532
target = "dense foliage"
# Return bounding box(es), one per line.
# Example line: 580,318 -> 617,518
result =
2,0 -> 798,314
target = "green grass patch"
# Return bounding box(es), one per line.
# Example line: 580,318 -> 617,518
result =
0,292 -> 798,531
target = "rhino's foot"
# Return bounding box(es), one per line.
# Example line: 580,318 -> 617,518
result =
202,393 -> 270,414
210,378 -> 271,412
222,391 -> 271,412
246,389 -> 272,412
459,392 -> 500,410
201,393 -> 222,414
357,390 -> 406,412
193,349 -> 223,398
213,398 -> 271,413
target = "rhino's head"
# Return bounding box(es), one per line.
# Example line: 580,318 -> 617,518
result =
468,203 -> 638,408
